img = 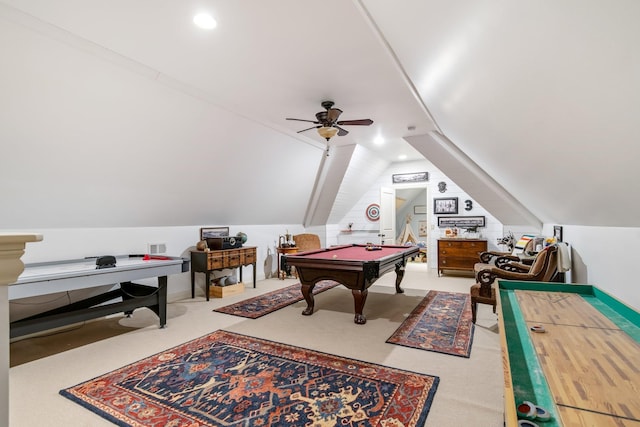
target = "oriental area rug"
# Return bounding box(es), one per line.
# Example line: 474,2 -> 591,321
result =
387,290 -> 475,358
60,330 -> 440,427
213,280 -> 339,318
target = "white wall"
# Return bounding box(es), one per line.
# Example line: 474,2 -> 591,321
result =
0,16 -> 320,229
544,224 -> 640,311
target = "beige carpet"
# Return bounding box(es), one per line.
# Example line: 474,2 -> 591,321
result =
9,263 -> 504,426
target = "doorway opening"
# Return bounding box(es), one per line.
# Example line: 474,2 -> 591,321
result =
379,185 -> 429,265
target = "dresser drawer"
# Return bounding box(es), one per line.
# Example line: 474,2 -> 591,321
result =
440,241 -> 484,250
439,256 -> 478,268
224,251 -> 241,267
242,248 -> 257,265
207,251 -> 224,270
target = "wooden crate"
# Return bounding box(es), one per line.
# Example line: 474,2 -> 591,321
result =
210,282 -> 244,298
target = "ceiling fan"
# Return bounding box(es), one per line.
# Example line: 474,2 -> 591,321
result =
286,101 -> 373,141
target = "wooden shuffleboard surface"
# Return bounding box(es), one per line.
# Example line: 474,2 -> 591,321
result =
515,290 -> 640,426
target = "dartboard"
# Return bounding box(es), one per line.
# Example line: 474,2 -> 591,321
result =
366,203 -> 380,221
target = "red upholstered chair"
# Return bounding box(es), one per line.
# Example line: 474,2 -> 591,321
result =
470,245 -> 558,323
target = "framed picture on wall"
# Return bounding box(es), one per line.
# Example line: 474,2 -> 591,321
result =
414,205 -> 426,215
392,172 -> 429,184
437,216 -> 486,228
418,220 -> 427,237
433,197 -> 458,214
553,225 -> 563,242
200,227 -> 229,239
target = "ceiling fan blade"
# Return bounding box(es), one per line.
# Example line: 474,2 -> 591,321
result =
286,118 -> 320,124
297,125 -> 321,133
336,126 -> 349,136
336,119 -> 373,126
326,108 -> 343,123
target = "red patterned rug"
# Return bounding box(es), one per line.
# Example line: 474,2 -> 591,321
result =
60,330 -> 439,426
387,290 -> 475,357
213,280 -> 339,318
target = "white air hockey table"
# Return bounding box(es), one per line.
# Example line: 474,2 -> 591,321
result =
9,255 -> 189,338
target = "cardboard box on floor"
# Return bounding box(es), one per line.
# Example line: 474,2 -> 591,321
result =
210,282 -> 244,298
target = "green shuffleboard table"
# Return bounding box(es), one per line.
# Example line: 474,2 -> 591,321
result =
497,280 -> 640,427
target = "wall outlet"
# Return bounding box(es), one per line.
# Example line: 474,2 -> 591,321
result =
148,243 -> 167,255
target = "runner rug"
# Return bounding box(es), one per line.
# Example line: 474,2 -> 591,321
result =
213,280 -> 339,318
60,330 -> 440,426
387,290 -> 475,358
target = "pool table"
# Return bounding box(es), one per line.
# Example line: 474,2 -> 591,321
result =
497,280 -> 640,426
284,244 -> 419,324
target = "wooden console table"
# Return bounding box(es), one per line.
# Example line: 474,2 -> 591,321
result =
276,246 -> 298,279
437,238 -> 487,276
190,246 -> 257,301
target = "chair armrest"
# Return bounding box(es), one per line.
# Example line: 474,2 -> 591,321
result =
479,250 -> 510,264
476,268 -> 498,286
499,261 -> 531,272
476,265 -> 547,285
494,255 -> 520,268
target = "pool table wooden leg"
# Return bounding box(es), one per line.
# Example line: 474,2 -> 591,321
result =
301,283 -> 315,316
352,289 -> 368,324
394,263 -> 406,294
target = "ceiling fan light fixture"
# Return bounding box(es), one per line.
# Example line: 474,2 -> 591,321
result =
317,126 -> 339,141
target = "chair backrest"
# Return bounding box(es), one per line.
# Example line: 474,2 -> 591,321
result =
293,233 -> 321,252
527,245 -> 558,281
541,246 -> 559,281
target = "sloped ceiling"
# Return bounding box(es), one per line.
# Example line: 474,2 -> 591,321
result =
1,0 -> 639,229
363,0 -> 640,226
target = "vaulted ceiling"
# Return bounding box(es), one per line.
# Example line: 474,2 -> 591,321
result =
1,0 -> 638,229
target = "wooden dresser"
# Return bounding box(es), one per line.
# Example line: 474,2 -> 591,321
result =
190,246 -> 257,301
437,238 -> 487,276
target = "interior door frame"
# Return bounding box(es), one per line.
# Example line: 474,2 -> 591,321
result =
381,183 -> 429,256
379,187 -> 396,245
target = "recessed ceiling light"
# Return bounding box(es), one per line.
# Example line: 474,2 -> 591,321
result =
374,136 -> 384,145
193,13 -> 217,29
398,154 -> 407,160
